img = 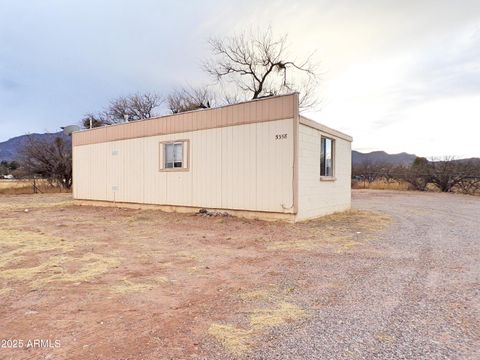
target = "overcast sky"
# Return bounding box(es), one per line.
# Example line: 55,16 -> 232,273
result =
0,0 -> 479,158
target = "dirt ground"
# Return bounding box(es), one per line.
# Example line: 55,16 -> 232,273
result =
0,191 -> 478,359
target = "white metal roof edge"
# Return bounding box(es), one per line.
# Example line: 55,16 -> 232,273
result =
299,116 -> 353,142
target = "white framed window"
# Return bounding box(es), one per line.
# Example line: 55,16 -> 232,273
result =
165,142 -> 183,168
160,140 -> 189,171
320,136 -> 334,177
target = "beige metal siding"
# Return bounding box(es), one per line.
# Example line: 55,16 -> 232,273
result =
73,118 -> 295,213
296,124 -> 352,221
73,142 -> 108,201
73,94 -> 297,146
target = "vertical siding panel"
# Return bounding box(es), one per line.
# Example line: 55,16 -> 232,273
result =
143,137 -> 153,204
220,126 -> 228,209
95,143 -> 107,200
74,118 -> 295,213
122,139 -> 144,203
105,142 -> 113,201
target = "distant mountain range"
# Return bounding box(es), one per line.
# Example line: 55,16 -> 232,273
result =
352,150 -> 416,166
0,133 -> 475,167
0,132 -> 69,162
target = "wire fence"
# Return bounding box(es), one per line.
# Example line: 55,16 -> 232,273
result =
0,177 -> 68,195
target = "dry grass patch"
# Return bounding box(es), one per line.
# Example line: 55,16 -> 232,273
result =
0,228 -> 74,268
174,250 -> 200,261
267,239 -> 320,251
208,302 -> 305,354
352,179 -> 413,191
53,254 -> 120,283
311,209 -> 391,230
336,240 -> 363,253
0,253 -> 120,285
0,221 -> 120,286
250,302 -> 305,329
238,288 -> 276,302
0,228 -> 72,252
111,276 -> 168,295
268,210 -> 391,253
0,287 -> 12,297
0,197 -> 72,211
208,324 -> 252,354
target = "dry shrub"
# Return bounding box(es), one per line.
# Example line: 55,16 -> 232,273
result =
352,179 -> 413,191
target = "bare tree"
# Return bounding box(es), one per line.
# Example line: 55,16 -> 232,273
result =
167,87 -> 213,114
429,156 -> 466,192
429,156 -> 477,193
458,159 -> 480,194
108,92 -> 163,122
82,92 -> 163,128
204,28 -> 319,109
20,135 -> 72,189
352,160 -> 382,184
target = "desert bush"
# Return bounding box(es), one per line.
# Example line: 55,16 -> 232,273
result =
20,135 -> 72,189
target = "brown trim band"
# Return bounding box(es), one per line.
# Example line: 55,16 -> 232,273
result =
73,93 -> 298,146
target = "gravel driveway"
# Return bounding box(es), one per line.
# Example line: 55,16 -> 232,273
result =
253,190 -> 480,359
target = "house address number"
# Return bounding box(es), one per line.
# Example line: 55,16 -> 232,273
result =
275,134 -> 288,140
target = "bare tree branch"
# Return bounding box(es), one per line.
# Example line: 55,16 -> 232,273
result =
167,87 -> 214,114
82,92 -> 164,128
203,28 -> 319,109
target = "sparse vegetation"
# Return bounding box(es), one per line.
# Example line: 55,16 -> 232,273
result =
353,156 -> 480,195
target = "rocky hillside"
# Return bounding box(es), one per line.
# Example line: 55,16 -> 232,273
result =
0,132 -> 69,161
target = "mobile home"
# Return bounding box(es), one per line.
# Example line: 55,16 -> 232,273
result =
72,93 -> 352,222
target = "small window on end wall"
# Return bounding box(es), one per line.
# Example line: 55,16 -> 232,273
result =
320,137 -> 334,177
160,141 -> 188,171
